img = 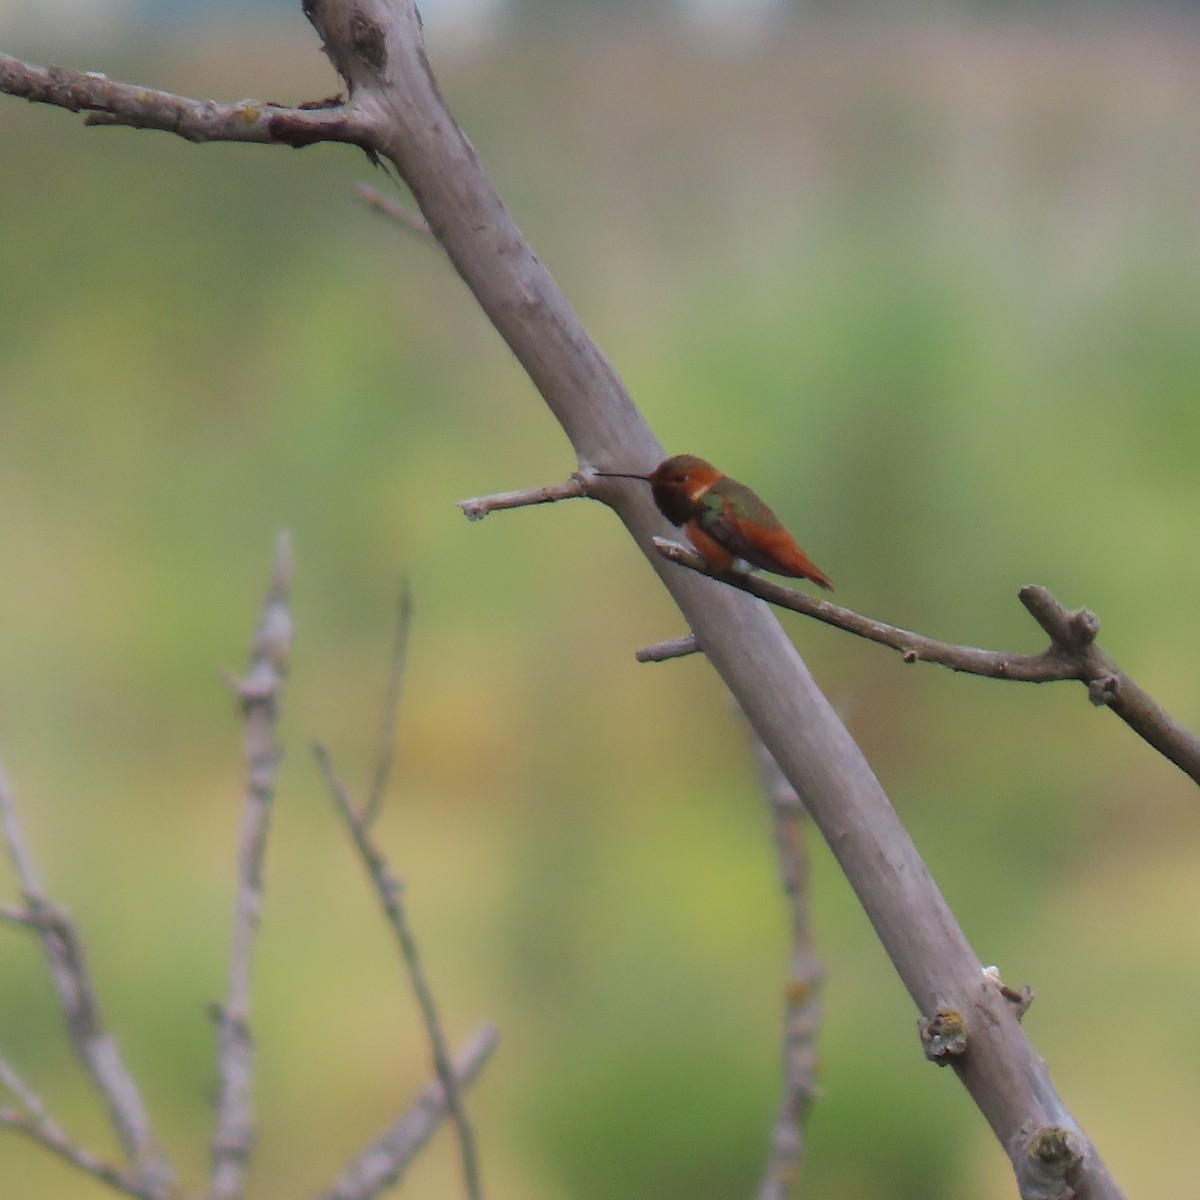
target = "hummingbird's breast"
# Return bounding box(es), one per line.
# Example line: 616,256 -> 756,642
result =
650,482 -> 703,526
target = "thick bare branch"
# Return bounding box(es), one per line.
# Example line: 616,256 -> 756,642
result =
312,744 -> 485,1200
209,532 -> 294,1200
651,537 -> 1200,788
291,3 -> 1126,1192
0,761 -> 175,1195
317,1023 -> 499,1200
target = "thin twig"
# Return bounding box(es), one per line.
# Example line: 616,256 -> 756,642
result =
317,1023 -> 499,1200
652,538 -> 1200,789
209,532 -> 294,1200
355,184 -> 432,237
0,758 -> 175,1194
0,903 -> 39,926
312,744 -> 485,1200
650,539 -> 1078,678
0,1047 -> 56,1128
456,476 -> 585,521
0,1109 -> 199,1200
0,1046 -> 198,1200
634,633 -> 701,663
0,53 -> 369,148
362,581 -> 415,827
750,741 -> 822,1200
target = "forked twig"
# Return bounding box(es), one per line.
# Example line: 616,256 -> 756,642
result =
651,538 -> 1200,788
0,1043 -> 200,1200
0,1108 -> 189,1200
0,761 -> 175,1195
318,1023 -> 498,1200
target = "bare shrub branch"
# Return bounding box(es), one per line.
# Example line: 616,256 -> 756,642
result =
207,533 -> 294,1200
0,763 -> 175,1195
750,740 -> 822,1200
312,744 -> 485,1200
317,1023 -> 498,1200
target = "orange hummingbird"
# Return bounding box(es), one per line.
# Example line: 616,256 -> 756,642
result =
596,454 -> 833,590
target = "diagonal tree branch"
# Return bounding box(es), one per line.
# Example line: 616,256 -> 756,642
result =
290,4 -> 1124,1193
209,532 -> 295,1200
0,761 -> 176,1196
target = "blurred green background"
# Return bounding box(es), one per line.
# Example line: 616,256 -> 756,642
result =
2,7 -> 1200,1198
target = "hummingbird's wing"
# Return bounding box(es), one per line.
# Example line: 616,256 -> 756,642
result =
700,479 -> 833,588
697,482 -> 784,566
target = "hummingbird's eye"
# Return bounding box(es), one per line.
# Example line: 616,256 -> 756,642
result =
672,472 -> 686,483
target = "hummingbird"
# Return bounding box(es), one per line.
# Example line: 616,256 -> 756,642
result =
595,454 -> 833,590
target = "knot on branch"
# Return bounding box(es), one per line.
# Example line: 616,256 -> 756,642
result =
1086,673 -> 1120,707
206,1001 -> 253,1039
230,665 -> 282,712
1018,586 -> 1099,655
1062,607 -> 1100,650
350,10 -> 389,75
303,0 -> 394,90
918,1006 -> 967,1064
267,108 -> 353,149
1011,1123 -> 1085,1200
982,965 -> 1034,1020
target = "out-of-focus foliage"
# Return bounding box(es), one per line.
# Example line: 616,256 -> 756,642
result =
1,10 -> 1199,1200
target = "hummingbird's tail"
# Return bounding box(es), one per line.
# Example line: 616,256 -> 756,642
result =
784,551 -> 834,591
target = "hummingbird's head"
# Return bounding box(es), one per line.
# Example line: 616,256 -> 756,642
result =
592,455 -> 722,526
648,455 -> 721,494
646,456 -> 722,525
